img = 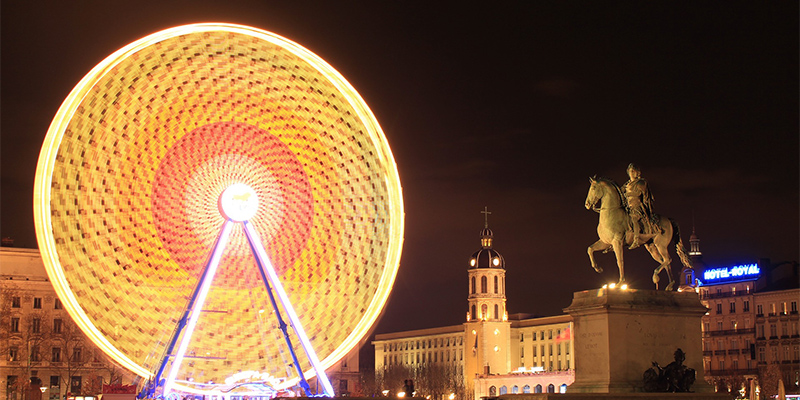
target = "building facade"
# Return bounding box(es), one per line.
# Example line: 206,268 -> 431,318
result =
695,234 -> 800,398
374,222 -> 574,400
1,248 -> 138,400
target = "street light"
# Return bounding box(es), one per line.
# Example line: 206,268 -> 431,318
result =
39,387 -> 47,393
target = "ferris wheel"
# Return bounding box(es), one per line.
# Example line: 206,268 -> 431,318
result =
34,23 -> 404,398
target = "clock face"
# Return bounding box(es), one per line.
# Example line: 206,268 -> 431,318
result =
34,23 -> 404,392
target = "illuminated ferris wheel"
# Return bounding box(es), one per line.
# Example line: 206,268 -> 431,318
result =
34,23 -> 404,398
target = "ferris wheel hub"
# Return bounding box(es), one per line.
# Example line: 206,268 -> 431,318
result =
219,183 -> 259,222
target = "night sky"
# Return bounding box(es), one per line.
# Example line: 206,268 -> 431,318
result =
2,2 -> 798,340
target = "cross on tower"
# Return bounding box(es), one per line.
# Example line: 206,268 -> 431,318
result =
481,206 -> 491,228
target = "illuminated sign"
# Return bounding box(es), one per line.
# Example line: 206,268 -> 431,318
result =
702,263 -> 760,283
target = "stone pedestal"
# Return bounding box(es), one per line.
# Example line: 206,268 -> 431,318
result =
564,288 -> 713,393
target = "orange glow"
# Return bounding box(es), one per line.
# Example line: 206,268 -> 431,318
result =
34,23 -> 404,391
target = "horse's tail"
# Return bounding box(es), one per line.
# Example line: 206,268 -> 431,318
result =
671,218 -> 693,270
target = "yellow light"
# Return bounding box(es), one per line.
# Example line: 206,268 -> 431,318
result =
33,23 -> 404,390
398,392 -> 406,398
494,346 -> 499,352
602,284 -> 608,289
448,394 -> 455,400
472,330 -> 477,335
609,283 -> 617,289
494,329 -> 500,335
620,284 -> 628,290
470,259 -> 476,267
492,258 -> 500,266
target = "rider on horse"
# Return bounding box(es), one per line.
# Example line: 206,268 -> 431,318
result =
624,163 -> 658,249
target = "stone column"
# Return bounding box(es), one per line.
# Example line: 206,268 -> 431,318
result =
564,288 -> 713,393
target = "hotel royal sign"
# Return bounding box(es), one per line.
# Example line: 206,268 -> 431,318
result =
701,263 -> 761,284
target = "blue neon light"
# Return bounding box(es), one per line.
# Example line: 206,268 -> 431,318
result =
702,263 -> 760,283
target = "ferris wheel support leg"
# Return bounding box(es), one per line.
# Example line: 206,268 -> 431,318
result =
244,234 -> 312,396
156,220 -> 234,397
243,221 -> 335,397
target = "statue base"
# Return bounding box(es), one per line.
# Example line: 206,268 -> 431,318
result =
563,288 -> 714,394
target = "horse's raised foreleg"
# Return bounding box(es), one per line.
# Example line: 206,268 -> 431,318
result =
612,238 -> 625,284
588,240 -> 610,273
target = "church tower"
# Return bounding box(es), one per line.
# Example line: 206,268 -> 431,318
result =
464,208 -> 511,382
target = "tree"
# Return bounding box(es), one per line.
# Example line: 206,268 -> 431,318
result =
758,363 -> 781,400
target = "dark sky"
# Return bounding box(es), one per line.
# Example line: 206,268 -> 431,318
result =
2,2 -> 798,339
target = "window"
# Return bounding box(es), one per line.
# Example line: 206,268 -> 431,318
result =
494,276 -> 498,294
9,347 -> 19,362
743,300 -> 750,312
33,298 -> 42,309
535,385 -> 542,393
716,303 -> 722,314
31,346 -> 41,362
758,347 -> 766,362
521,346 -> 524,358
547,384 -> 555,393
757,304 -> 763,315
566,359 -> 570,369
549,330 -> 553,339
758,324 -> 765,338
72,347 -> 82,363
557,344 -> 562,355
782,323 -> 789,337
494,304 -> 498,320
53,319 -> 63,333
533,346 -> 537,357
523,385 -> 530,394
770,324 -> 777,338
703,322 -> 710,332
52,348 -> 61,363
718,360 -> 724,370
540,331 -> 544,340
512,386 -> 518,394
717,340 -> 724,351
32,318 -> 41,333
54,298 -> 62,309
520,333 -> 524,342
471,277 -> 476,294
791,301 -> 798,313
471,305 -> 476,321
11,317 -> 20,333
731,320 -> 737,330
771,347 -> 778,362
558,360 -> 562,370
730,302 -> 736,313
489,387 -> 496,396
50,376 -> 59,387
12,296 -> 21,308
566,344 -> 570,355
481,304 -> 488,320
481,276 -> 487,293
499,386 -> 507,395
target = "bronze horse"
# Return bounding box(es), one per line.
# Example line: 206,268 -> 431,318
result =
584,177 -> 692,290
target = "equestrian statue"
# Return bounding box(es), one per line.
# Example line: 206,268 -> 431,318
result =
584,164 -> 693,290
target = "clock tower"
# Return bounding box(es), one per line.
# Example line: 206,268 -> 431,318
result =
464,208 -> 511,383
